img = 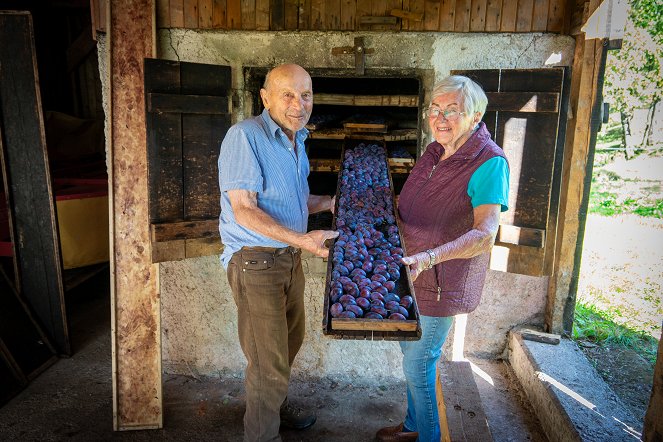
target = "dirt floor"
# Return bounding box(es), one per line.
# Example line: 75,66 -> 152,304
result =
0,272 -> 546,441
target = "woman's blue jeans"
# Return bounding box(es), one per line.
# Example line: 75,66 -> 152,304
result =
399,315 -> 454,442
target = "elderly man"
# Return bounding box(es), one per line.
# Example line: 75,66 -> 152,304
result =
218,63 -> 337,442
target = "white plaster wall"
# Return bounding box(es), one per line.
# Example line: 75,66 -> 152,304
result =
156,30 -> 574,381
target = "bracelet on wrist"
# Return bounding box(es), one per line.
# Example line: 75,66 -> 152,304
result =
425,249 -> 436,270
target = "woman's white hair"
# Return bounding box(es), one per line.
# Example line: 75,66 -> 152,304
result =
431,75 -> 488,117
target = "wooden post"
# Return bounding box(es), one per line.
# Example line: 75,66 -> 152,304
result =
545,0 -> 603,334
108,0 -> 162,430
644,332 -> 663,441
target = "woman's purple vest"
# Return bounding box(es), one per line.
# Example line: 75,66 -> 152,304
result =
398,122 -> 505,317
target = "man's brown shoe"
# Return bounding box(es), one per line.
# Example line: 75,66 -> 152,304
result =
375,423 -> 418,442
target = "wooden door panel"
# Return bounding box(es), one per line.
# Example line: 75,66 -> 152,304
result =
453,68 -> 567,276
145,59 -> 232,262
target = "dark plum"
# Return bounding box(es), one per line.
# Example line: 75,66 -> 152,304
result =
356,297 -> 371,310
330,303 -> 344,317
364,312 -> 383,320
339,295 -> 357,307
369,280 -> 383,290
400,296 -> 413,308
371,274 -> 387,284
345,304 -> 364,317
383,293 -> 400,303
383,281 -> 396,292
359,287 -> 372,298
370,306 -> 388,317
370,292 -> 385,303
336,265 -> 349,276
350,268 -> 366,278
398,306 -> 409,318
388,312 -> 406,321
373,285 -> 388,296
385,300 -> 400,312
337,311 -> 356,318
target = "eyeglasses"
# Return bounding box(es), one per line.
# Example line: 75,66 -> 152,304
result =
425,107 -> 466,121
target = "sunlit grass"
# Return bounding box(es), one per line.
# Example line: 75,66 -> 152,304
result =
573,301 -> 659,365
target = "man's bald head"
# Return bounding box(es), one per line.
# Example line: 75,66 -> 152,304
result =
263,64 -> 311,91
260,64 -> 313,141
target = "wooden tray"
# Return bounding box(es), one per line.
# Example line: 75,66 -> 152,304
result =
322,139 -> 421,341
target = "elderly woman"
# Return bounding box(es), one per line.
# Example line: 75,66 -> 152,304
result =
376,76 -> 510,442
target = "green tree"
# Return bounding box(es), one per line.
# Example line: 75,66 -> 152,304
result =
604,0 -> 663,156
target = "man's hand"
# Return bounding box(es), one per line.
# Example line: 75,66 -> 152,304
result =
301,230 -> 339,257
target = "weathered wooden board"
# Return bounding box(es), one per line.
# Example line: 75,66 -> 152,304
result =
516,0 -> 533,32
227,0 -> 241,28
0,12 -> 69,355
184,0 -> 199,27
470,0 -> 487,32
213,0 -> 227,28
500,0 -> 517,31
532,0 -> 549,31
454,0 -> 471,32
497,111 -> 559,230
199,0 -> 213,27
314,93 -> 418,107
145,60 -> 184,223
484,0 -> 502,31
439,361 -> 493,442
151,219 -> 218,242
109,0 -> 162,430
643,336 -> 663,441
156,0 -> 572,32
497,224 -> 545,248
485,92 -> 559,113
423,0 -> 440,30
171,0 -> 185,27
241,0 -> 256,29
453,68 -> 566,277
146,60 -> 231,226
0,267 -> 57,384
148,93 -> 230,114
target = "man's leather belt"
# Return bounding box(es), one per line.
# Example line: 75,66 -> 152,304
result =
242,246 -> 301,256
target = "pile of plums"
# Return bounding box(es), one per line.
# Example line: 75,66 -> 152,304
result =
329,143 -> 414,321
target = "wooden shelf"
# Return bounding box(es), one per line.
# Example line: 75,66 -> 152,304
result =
308,128 -> 417,141
309,158 -> 415,174
314,93 -> 419,107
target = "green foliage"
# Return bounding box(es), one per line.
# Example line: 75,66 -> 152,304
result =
573,301 -> 659,364
604,0 -> 663,117
588,187 -> 663,217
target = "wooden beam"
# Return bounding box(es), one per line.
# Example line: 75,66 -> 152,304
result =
546,0 -> 603,335
390,8 -> 423,21
147,92 -> 230,114
314,93 -> 417,107
0,12 -> 69,355
150,219 -> 218,242
109,0 -> 162,430
644,335 -> 663,442
485,91 -> 559,112
438,361 -> 493,441
497,224 -> 545,248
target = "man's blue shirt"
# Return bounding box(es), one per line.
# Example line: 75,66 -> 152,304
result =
218,109 -> 310,268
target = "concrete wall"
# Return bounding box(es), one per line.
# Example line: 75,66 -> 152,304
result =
154,30 -> 573,381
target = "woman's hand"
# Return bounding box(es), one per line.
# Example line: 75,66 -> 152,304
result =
401,251 -> 431,282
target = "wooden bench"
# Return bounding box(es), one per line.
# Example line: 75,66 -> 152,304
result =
437,361 -> 493,441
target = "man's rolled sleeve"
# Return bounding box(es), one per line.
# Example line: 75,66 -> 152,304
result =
218,125 -> 264,193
